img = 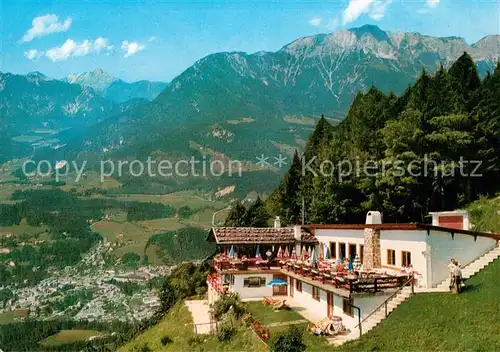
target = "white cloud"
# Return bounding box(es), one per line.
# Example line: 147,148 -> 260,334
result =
148,36 -> 157,42
426,0 -> 440,8
24,49 -> 44,60
369,0 -> 392,21
21,14 -> 72,42
45,37 -> 113,62
309,17 -> 322,27
121,41 -> 145,58
342,0 -> 392,25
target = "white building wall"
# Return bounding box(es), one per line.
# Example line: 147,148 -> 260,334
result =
290,281 -> 328,321
285,275 -> 388,334
230,273 -> 274,300
314,229 -> 365,259
427,230 -> 497,287
379,230 -> 428,287
314,228 -> 429,287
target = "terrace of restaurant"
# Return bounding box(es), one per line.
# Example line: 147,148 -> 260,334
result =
207,227 -> 414,296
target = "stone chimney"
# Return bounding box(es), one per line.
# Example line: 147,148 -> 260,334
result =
293,225 -> 302,241
363,211 -> 382,270
274,216 -> 281,228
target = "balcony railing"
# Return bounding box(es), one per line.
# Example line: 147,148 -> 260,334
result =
282,261 -> 413,294
210,258 -> 281,271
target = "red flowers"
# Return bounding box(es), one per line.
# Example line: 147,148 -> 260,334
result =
251,320 -> 270,342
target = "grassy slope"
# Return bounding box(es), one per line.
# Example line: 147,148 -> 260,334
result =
338,258 -> 500,351
468,195 -> 500,233
119,302 -> 266,352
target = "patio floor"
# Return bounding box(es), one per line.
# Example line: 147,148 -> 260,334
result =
185,300 -> 213,334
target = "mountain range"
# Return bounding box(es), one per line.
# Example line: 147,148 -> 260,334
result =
3,25 -> 500,195
0,70 -> 162,163
65,68 -> 168,103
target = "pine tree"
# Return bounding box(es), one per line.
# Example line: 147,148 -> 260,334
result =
298,116 -> 334,223
268,150 -> 303,225
448,52 -> 481,112
471,63 -> 500,196
268,52 -> 499,224
243,197 -> 269,227
223,201 -> 247,227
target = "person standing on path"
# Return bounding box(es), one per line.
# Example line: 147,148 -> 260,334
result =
452,259 -> 463,293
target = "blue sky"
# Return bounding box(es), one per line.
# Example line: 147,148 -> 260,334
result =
1,0 -> 499,82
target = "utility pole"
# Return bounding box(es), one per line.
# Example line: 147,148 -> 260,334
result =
302,196 -> 305,225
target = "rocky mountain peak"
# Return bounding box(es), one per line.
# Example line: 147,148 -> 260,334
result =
26,71 -> 49,83
350,24 -> 389,42
66,68 -> 117,91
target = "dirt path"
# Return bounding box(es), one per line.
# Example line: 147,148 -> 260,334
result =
185,300 -> 213,334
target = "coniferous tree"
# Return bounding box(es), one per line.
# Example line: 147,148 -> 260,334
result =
267,52 -> 499,225
448,52 -> 481,112
223,201 -> 247,227
471,63 -> 500,196
270,150 -> 302,225
243,196 -> 269,227
298,115 -> 334,223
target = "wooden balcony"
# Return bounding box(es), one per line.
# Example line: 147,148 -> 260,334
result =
282,261 -> 412,297
209,258 -> 282,273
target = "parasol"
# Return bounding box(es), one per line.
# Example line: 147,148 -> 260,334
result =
255,245 -> 261,259
324,244 -> 331,260
266,279 -> 288,286
309,248 -> 317,265
348,257 -> 354,271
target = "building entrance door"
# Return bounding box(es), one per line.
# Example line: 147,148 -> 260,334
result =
327,293 -> 334,317
273,274 -> 288,296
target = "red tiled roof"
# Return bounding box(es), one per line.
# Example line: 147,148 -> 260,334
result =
207,227 -> 318,244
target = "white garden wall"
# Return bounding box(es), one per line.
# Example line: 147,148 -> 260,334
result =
427,230 -> 496,287
230,273 -> 274,300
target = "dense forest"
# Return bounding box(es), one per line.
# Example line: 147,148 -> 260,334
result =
266,53 -> 500,225
0,319 -> 135,351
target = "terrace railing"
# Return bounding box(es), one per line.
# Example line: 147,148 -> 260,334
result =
283,261 -> 412,294
210,258 -> 281,271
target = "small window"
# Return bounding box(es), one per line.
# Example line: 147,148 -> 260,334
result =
387,249 -> 396,266
348,244 -> 357,259
330,242 -> 337,259
402,251 -> 412,267
339,243 -> 346,260
312,286 -> 320,301
296,280 -> 302,292
224,274 -> 235,285
243,277 -> 266,288
343,298 -> 353,317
